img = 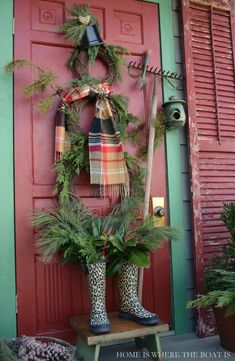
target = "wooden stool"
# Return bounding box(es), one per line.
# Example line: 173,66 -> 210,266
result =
70,313 -> 169,361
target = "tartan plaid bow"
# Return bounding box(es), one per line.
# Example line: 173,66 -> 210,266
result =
55,83 -> 130,198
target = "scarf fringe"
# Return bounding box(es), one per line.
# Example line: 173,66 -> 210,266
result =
91,183 -> 130,198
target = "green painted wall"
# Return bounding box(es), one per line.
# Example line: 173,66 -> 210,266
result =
158,0 -> 189,333
0,0 -> 17,338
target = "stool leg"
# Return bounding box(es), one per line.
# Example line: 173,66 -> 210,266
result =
135,335 -> 162,361
76,337 -> 100,361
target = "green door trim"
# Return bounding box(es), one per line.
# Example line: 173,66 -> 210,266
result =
143,0 -> 189,334
0,0 -> 17,338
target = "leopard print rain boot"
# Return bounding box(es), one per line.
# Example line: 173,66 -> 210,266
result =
87,260 -> 110,334
118,262 -> 159,325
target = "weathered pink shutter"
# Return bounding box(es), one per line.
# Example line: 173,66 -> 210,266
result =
182,0 -> 235,336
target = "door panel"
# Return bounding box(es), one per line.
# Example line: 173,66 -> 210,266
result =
15,0 -> 171,342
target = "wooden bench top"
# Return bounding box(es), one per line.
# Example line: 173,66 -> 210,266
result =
70,313 -> 169,346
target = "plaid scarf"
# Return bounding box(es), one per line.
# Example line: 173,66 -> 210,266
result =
55,83 -> 130,197
55,106 -> 71,162
89,98 -> 130,198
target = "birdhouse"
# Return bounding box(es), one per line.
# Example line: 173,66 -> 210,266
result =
162,96 -> 186,127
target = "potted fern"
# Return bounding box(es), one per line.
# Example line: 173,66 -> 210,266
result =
32,196 -> 179,333
187,203 -> 235,352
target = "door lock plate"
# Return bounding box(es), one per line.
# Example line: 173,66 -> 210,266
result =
152,197 -> 165,227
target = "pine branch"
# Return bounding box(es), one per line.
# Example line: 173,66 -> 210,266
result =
104,44 -> 129,82
4,58 -> 30,73
60,3 -> 99,48
124,152 -> 145,197
37,94 -> 57,113
88,46 -> 100,65
68,76 -> 101,90
23,70 -> 57,97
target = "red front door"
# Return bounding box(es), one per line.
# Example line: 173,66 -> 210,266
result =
15,0 -> 171,341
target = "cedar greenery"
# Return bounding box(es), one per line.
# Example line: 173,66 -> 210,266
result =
110,93 -> 142,142
54,131 -> 89,202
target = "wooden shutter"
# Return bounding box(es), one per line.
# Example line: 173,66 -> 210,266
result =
182,0 -> 235,336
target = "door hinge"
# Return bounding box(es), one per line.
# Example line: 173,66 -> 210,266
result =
12,17 -> 15,35
16,294 -> 18,314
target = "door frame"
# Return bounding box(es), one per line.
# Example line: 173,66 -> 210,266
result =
0,0 -> 189,337
0,0 -> 17,338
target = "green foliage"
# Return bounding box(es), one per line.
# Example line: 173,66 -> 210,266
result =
4,58 -> 30,73
31,197 -> 102,264
60,3 -> 100,64
188,203 -> 235,316
124,152 -> 145,197
139,111 -> 176,159
105,198 -> 179,276
104,44 -> 129,82
110,93 -> 142,142
88,46 -> 100,65
187,290 -> 235,317
60,4 -> 98,43
37,94 -> 57,113
31,195 -> 179,270
221,203 -> 235,241
67,47 -> 80,70
60,22 -> 87,45
68,76 -> 101,90
0,340 -> 17,361
54,131 -> 89,202
4,59 -> 58,101
23,70 -> 57,97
